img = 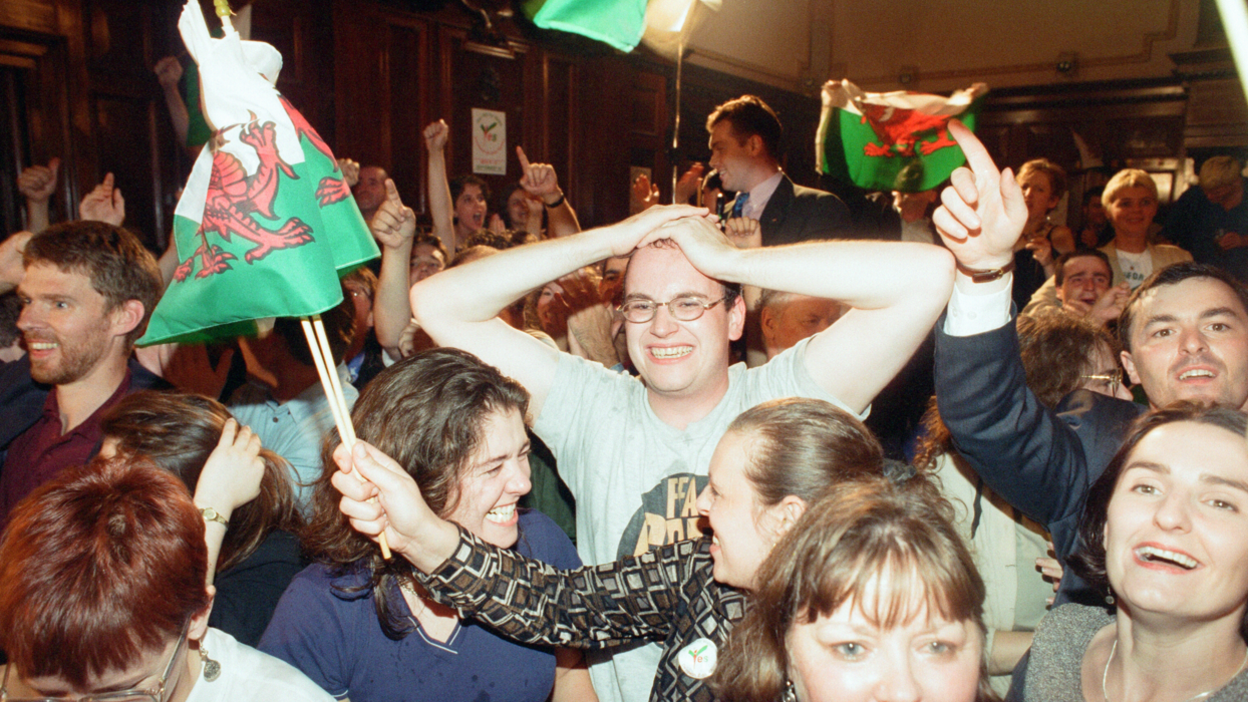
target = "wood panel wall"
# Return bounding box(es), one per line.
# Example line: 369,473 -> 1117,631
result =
0,0 -> 1241,244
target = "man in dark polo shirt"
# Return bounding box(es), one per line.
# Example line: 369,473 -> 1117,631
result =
0,221 -> 164,528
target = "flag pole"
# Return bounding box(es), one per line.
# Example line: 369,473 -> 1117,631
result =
300,316 -> 393,559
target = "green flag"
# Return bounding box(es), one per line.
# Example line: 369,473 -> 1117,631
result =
522,0 -> 648,52
141,1 -> 378,346
817,79 -> 988,193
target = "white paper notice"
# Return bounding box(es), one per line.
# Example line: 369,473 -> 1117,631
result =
471,108 -> 506,175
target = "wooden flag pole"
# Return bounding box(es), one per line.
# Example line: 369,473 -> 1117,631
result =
300,316 -> 392,559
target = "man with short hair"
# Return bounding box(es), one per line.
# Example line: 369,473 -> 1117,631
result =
757,289 -> 842,360
0,220 -> 165,527
407,204 -> 953,702
707,95 -> 851,245
932,122 -> 1248,607
352,165 -> 388,224
1044,249 -> 1129,328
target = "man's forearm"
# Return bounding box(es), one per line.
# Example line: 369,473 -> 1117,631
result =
427,148 -> 455,253
546,200 -> 581,239
374,240 -> 414,349
726,240 -> 954,311
412,226 -> 615,328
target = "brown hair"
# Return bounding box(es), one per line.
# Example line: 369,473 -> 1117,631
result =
100,391 -> 304,573
713,477 -> 991,702
0,458 -> 210,687
1018,158 -> 1068,203
23,220 -> 163,346
1118,262 -> 1248,354
916,311 -> 1117,469
728,397 -> 884,508
706,95 -> 783,160
1069,402 -> 1248,642
302,348 -> 529,637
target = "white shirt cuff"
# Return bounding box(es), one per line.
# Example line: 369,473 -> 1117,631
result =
944,283 -> 1012,337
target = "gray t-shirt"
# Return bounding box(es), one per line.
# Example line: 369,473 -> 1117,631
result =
534,336 -> 860,702
1014,604 -> 1248,701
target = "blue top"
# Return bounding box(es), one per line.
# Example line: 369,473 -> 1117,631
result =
259,510 -> 581,702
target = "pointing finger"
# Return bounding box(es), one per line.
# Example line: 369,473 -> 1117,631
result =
948,120 -> 996,184
102,172 -> 115,190
49,157 -> 61,180
516,146 -> 532,175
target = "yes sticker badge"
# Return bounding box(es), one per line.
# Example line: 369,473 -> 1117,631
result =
677,637 -> 717,679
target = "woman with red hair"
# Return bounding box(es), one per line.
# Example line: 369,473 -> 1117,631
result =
0,458 -> 331,701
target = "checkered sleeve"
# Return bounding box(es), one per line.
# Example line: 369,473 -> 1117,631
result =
418,526 -> 705,649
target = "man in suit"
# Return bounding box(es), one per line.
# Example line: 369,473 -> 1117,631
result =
706,95 -> 851,246
932,122 -> 1248,606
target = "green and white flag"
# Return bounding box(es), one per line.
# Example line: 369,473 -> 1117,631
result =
817,79 -> 988,193
140,0 -> 378,346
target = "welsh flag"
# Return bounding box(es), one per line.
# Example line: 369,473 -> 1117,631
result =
522,0 -> 648,52
817,79 -> 988,193
139,0 -> 378,346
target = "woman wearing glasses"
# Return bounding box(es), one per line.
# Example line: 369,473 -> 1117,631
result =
0,458 -> 331,702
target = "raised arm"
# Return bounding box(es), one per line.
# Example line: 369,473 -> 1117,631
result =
17,158 -> 59,234
332,441 -> 696,649
192,419 -> 264,584
410,204 -> 704,416
423,120 -> 456,254
646,217 -> 955,414
370,179 -> 416,356
517,146 -> 581,238
929,120 -> 1093,528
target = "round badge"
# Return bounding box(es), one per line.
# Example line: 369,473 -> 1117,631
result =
677,637 -> 718,679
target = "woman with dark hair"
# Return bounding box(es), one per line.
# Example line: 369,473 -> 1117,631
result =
0,457 -> 332,701
258,348 -> 593,702
328,396 -> 903,702
100,391 -> 305,647
714,477 -> 992,702
1012,402 -> 1248,700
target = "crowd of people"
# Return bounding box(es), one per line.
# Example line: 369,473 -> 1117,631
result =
1,54 -> 1248,702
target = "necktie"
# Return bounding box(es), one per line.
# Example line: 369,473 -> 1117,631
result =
731,192 -> 749,218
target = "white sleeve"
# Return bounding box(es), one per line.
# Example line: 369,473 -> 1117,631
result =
943,282 -> 1012,337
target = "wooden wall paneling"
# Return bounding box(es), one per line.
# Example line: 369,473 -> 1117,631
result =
332,0 -> 430,210
541,53 -> 576,217
250,0 -> 335,144
82,0 -> 178,248
436,24 -> 530,222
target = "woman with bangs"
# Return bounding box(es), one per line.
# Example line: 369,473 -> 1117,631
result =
1011,403 -> 1248,701
324,395 -> 946,702
714,478 -> 992,702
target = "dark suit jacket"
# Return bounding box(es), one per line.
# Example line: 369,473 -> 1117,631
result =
757,175 -> 852,246
934,316 -> 1144,607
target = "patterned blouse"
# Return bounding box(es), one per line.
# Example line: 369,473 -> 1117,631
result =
419,527 -> 748,702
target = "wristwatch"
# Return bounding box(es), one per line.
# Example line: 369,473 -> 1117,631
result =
955,259 -> 1016,283
200,507 -> 229,527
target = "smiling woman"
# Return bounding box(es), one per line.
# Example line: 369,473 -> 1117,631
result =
1012,403 -> 1248,701
324,397 -> 908,702
257,348 -> 592,702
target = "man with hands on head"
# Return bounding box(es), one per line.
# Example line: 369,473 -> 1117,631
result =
409,202 -> 953,702
932,120 -> 1248,607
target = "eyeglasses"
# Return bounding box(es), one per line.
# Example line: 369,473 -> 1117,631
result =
618,294 -> 729,324
1,620 -> 189,702
1080,369 -> 1124,397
